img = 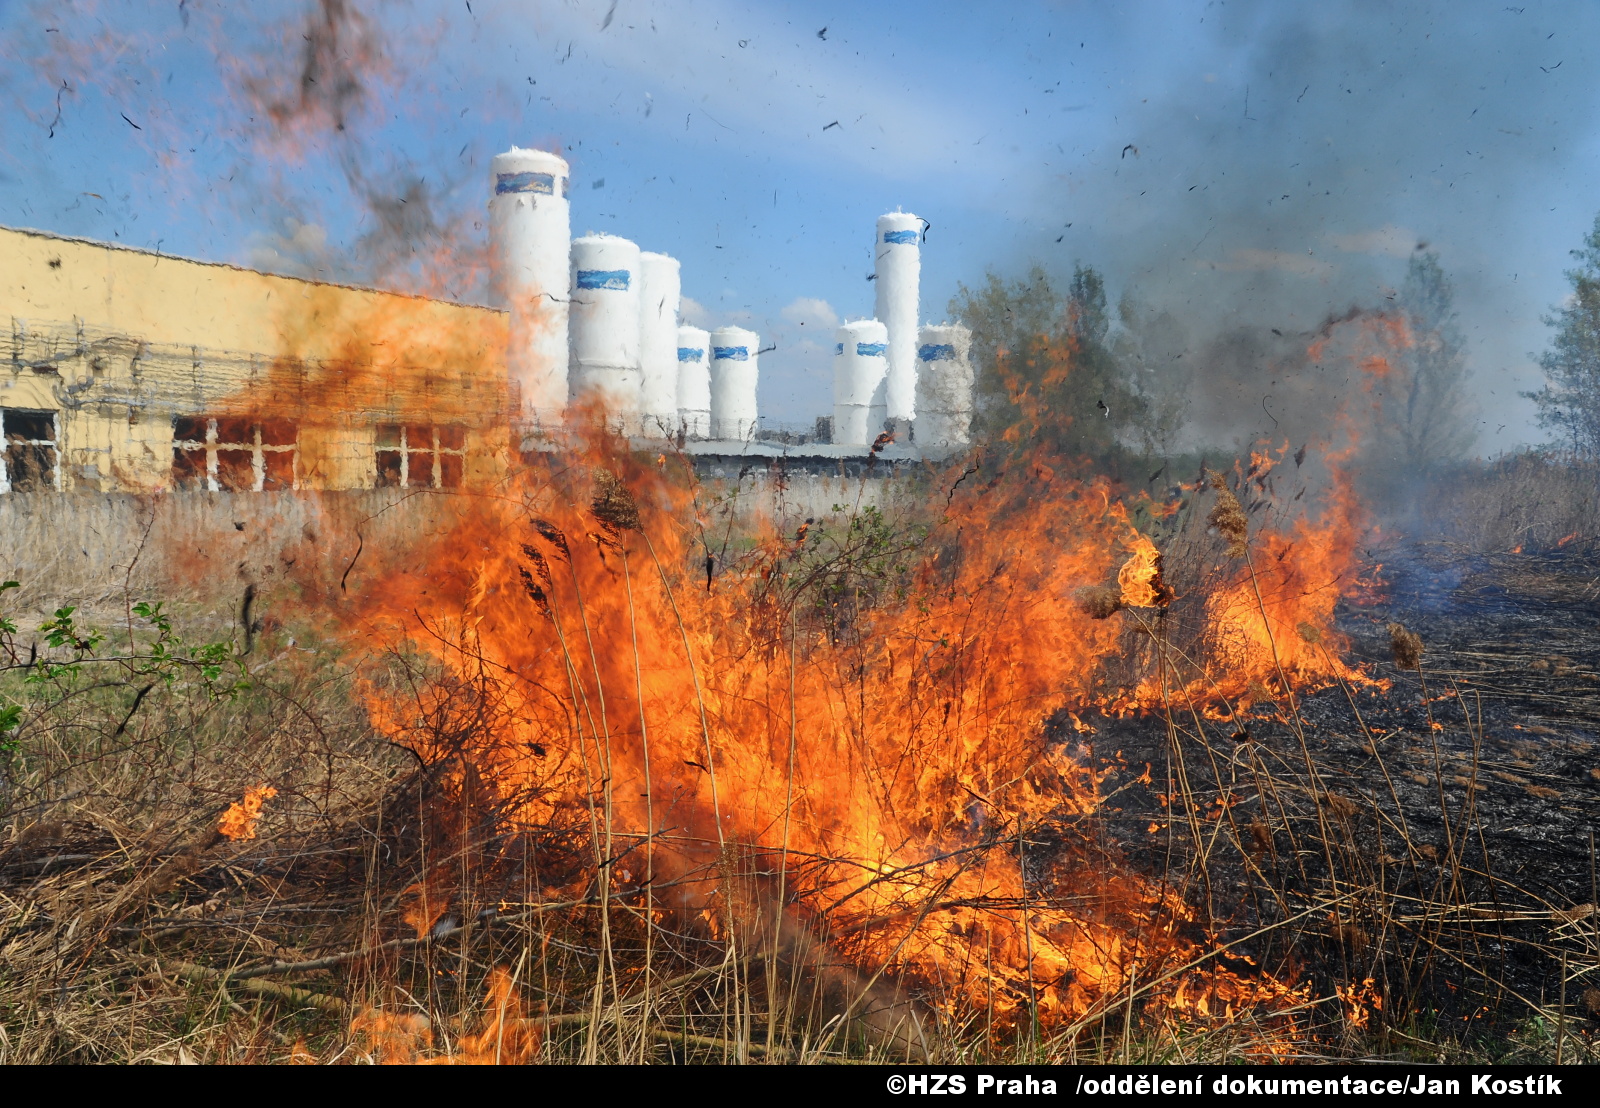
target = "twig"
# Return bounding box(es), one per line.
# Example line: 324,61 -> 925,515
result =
166,960 -> 347,1014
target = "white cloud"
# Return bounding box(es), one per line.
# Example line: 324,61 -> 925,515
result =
680,294 -> 709,327
675,296 -> 751,330
779,296 -> 838,331
1325,224 -> 1421,259
245,219 -> 331,277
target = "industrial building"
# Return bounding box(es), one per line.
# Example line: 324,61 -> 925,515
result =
1,146 -> 971,498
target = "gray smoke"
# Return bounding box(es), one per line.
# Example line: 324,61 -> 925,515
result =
1027,1 -> 1600,454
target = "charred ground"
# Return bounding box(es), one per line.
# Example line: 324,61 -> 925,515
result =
1073,540 -> 1600,1052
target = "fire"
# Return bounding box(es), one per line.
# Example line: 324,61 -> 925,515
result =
1335,977 -> 1383,1031
1112,504 -> 1173,609
327,417 -> 1365,1036
1195,464 -> 1374,708
148,259 -> 1407,1056
217,784 -> 277,841
353,969 -> 542,1065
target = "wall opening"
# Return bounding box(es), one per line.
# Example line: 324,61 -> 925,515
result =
172,416 -> 299,491
375,424 -> 465,489
0,408 -> 59,493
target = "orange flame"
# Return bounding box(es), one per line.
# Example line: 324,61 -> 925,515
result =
326,423 -> 1359,1029
217,784 -> 277,841
1117,529 -> 1172,609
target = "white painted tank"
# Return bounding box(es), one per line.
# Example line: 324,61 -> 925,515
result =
874,212 -> 922,424
708,326 -> 759,441
915,324 -> 974,448
569,233 -> 643,424
832,319 -> 889,446
676,326 -> 712,439
637,252 -> 682,438
489,147 -> 570,421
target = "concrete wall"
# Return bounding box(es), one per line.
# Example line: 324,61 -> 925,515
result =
691,454 -> 922,529
0,488 -> 481,626
0,468 -> 920,627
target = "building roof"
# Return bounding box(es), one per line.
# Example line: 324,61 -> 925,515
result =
0,224 -> 502,313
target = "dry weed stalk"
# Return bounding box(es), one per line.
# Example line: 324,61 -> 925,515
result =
0,444 -> 1592,1065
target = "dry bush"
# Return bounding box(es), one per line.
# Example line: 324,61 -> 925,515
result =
0,617 -> 411,1063
1417,451 -> 1600,553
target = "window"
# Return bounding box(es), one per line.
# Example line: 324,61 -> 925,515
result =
172,416 -> 298,491
0,408 -> 58,492
375,424 -> 465,489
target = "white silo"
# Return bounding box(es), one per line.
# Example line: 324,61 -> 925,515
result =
708,326 -> 760,441
874,212 -> 922,425
489,147 -> 570,420
637,252 -> 682,438
676,326 -> 712,439
569,233 -> 643,426
832,319 -> 889,446
915,324 -> 974,448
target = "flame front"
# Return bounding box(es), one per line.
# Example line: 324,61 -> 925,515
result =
335,417 -> 1378,1035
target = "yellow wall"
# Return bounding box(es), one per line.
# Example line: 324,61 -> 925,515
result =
1,225 -> 511,493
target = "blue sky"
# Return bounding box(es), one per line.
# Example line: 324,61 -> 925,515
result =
5,1 -> 1600,447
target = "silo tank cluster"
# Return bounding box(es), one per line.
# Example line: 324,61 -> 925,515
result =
832,210 -> 972,450
490,146 -> 751,440
490,148 -> 972,448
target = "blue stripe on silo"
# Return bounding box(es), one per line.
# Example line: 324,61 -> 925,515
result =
496,171 -> 555,195
882,229 -> 918,244
834,343 -> 844,355
918,343 -> 956,361
856,342 -> 887,357
575,269 -> 632,291
677,347 -> 705,362
712,346 -> 750,361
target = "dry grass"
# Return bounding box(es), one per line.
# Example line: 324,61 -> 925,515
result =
1418,451 -> 1600,554
1,453 -> 1597,1064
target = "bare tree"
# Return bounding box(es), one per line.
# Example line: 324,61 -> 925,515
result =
1527,213 -> 1600,456
1391,250 -> 1475,471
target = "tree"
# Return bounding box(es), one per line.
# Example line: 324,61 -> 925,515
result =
950,263 -> 1145,461
1391,250 -> 1475,470
1111,294 -> 1192,461
1527,213 -> 1600,455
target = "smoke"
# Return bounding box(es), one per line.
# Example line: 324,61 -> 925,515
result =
9,1 -> 1600,448
237,0 -> 384,139
1022,1 -> 1600,454
225,0 -> 489,298
2,0 -> 495,300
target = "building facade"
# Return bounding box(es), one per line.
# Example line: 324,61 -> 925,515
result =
1,226 -> 510,496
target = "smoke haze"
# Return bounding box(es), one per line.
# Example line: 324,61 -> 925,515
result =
4,1 -> 1598,447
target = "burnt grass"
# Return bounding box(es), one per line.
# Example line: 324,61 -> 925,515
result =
1059,542 -> 1600,1040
